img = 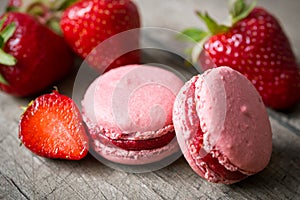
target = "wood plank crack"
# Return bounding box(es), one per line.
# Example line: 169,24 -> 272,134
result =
0,171 -> 30,200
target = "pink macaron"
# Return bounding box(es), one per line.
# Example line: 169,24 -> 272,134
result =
82,65 -> 184,165
173,66 -> 272,184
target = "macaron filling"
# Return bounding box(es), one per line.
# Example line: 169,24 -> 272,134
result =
89,128 -> 176,151
83,114 -> 176,151
191,126 -> 247,183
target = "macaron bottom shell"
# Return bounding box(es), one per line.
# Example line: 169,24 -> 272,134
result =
91,134 -> 180,166
85,118 -> 180,166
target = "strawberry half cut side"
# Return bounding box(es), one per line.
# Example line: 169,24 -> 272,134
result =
19,90 -> 89,160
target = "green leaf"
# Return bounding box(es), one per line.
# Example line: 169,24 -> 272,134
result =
0,16 -> 6,29
0,73 -> 8,85
229,0 -> 245,17
6,6 -> 18,12
196,11 -> 229,35
0,18 -> 17,66
47,19 -> 62,35
27,3 -> 45,16
0,36 -> 3,48
230,0 -> 257,24
191,35 -> 210,64
58,0 -> 78,11
0,48 -> 17,66
178,28 -> 208,42
0,23 -> 16,44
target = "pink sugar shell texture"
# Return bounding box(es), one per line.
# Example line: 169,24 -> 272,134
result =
173,66 -> 272,184
82,65 -> 184,165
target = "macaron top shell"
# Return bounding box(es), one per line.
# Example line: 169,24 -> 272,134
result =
82,65 -> 184,139
173,66 -> 272,179
196,67 -> 272,174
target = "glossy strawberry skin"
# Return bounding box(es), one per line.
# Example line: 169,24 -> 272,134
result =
60,0 -> 140,72
200,8 -> 300,109
19,91 -> 89,160
0,12 -> 73,97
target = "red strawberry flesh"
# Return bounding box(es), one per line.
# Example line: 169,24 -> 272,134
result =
19,91 -> 89,160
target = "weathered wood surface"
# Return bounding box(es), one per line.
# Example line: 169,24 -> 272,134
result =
1,0 -> 300,199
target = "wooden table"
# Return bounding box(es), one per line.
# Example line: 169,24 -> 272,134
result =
1,0 -> 299,199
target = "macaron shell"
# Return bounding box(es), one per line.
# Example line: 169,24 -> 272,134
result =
172,74 -> 245,184
82,65 -> 184,136
173,66 -> 272,183
92,136 -> 180,165
172,75 -> 207,177
196,67 -> 272,174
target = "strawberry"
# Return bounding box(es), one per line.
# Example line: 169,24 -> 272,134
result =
7,0 -> 22,9
60,0 -> 140,72
181,0 -> 300,110
6,0 -> 79,34
19,90 -> 89,160
0,12 -> 73,97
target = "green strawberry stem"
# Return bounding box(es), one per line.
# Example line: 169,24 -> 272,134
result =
178,28 -> 209,43
0,48 -> 16,66
0,23 -> 16,44
0,16 -> 17,85
196,11 -> 229,35
6,0 -> 79,35
26,2 -> 62,34
0,73 -> 9,85
179,0 -> 256,63
230,0 -> 257,24
6,0 -> 78,12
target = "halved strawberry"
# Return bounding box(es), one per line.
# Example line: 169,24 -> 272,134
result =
19,90 -> 89,160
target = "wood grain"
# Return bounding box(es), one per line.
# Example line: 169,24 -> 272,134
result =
1,107 -> 300,200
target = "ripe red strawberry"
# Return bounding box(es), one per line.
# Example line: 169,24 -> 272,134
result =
0,12 -> 73,97
181,0 -> 300,110
60,0 -> 140,72
19,90 -> 89,160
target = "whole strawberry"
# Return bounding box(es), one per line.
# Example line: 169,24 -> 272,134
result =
19,90 -> 89,160
0,12 -> 73,97
181,0 -> 300,110
60,0 -> 140,72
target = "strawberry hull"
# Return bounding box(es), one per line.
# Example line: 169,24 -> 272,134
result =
0,12 -> 73,97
